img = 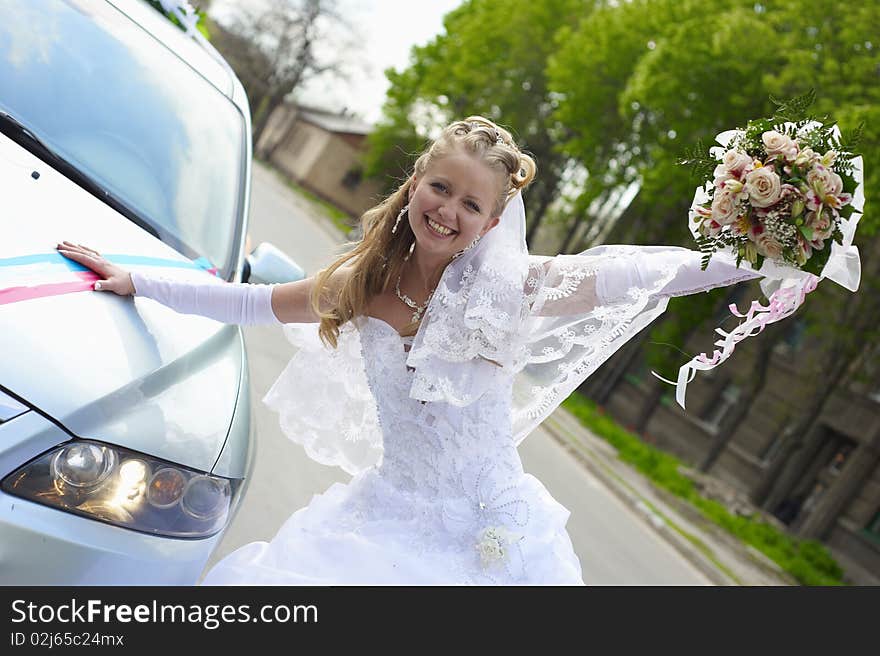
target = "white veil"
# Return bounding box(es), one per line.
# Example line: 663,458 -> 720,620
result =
263,192 -> 746,475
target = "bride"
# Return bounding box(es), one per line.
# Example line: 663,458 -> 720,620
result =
57,116 -> 766,585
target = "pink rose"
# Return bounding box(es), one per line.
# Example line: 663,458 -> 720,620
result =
710,190 -> 741,225
750,224 -> 784,260
762,130 -> 799,162
745,166 -> 782,208
722,149 -> 753,178
755,232 -> 785,260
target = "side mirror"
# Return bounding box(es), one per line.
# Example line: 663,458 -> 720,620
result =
244,242 -> 305,283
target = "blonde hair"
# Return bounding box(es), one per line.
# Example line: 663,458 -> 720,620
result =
310,116 -> 537,347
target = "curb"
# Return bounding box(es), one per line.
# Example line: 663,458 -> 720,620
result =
541,414 -> 740,586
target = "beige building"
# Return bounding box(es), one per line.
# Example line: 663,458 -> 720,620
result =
583,289 -> 880,585
256,104 -> 384,219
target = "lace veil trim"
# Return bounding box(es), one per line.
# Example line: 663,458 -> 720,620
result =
263,321 -> 383,476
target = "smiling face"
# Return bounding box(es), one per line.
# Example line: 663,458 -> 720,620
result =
407,148 -> 503,261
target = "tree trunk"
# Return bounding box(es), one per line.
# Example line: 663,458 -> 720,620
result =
598,191 -> 643,246
252,89 -> 288,149
559,187 -> 613,253
525,175 -> 559,249
753,350 -> 849,511
633,382 -> 664,433
558,214 -> 584,254
753,304 -> 873,507
754,242 -> 880,509
264,108 -> 299,161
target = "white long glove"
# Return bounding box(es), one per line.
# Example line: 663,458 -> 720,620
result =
130,271 -> 284,326
596,247 -> 761,304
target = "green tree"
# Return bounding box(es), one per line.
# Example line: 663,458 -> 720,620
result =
549,0 -> 878,471
364,0 -> 590,246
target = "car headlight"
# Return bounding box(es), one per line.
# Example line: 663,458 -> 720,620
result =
1,439 -> 241,538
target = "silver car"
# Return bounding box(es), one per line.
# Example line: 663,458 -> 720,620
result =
0,0 -> 302,584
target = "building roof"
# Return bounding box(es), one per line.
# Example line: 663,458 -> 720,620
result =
297,106 -> 373,136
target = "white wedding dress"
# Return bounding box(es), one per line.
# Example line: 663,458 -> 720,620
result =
131,240 -> 792,586
202,314 -> 583,585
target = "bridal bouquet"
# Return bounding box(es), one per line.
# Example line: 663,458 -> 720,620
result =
659,92 -> 865,408
685,91 -> 864,276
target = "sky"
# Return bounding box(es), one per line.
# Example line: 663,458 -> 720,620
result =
209,0 -> 463,124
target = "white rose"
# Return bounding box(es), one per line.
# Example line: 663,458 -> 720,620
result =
794,146 -> 819,168
745,166 -> 783,208
762,130 -> 799,161
754,230 -> 785,260
475,526 -> 521,568
722,149 -> 753,177
710,190 -> 742,225
475,527 -> 506,566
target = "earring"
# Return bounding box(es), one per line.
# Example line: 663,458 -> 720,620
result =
451,235 -> 481,259
392,204 -> 408,234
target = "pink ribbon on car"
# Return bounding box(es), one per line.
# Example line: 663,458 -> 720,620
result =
0,253 -> 219,306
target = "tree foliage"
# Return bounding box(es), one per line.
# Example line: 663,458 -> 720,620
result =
547,0 -> 878,403
364,0 -> 590,245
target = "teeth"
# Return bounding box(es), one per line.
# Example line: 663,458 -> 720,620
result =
427,217 -> 454,236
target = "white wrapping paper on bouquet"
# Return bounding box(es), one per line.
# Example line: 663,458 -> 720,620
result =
660,124 -> 864,408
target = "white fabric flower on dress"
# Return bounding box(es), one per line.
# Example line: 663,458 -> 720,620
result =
475,526 -> 523,568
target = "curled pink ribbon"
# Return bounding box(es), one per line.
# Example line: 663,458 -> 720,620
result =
652,274 -> 819,408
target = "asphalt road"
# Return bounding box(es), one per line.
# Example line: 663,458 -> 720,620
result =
201,162 -> 711,585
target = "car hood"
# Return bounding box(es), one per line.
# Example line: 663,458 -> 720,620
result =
0,134 -> 242,474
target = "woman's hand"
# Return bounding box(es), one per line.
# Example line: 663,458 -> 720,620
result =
56,241 -> 136,296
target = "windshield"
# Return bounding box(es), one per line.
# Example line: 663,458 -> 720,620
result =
0,0 -> 245,278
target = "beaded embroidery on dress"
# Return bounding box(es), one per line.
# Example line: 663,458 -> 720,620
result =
201,314 -> 584,585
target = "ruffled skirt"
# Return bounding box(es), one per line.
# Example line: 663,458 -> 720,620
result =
201,468 -> 584,586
